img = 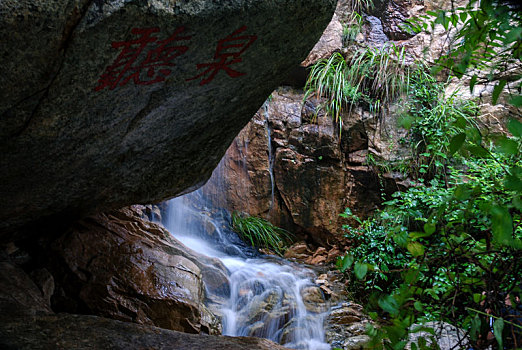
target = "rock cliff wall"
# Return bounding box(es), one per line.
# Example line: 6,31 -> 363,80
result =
201,0 -> 521,247
202,88 -> 403,246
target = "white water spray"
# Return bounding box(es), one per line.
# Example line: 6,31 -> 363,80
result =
164,192 -> 330,349
263,101 -> 276,213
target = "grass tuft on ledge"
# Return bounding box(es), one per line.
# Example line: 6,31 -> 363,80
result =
231,213 -> 293,256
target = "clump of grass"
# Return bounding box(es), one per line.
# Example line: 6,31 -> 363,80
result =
342,12 -> 363,45
304,44 -> 411,128
304,51 -> 350,125
231,213 -> 293,256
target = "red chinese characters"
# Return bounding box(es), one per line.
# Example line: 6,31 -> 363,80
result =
95,27 -> 191,91
186,26 -> 257,86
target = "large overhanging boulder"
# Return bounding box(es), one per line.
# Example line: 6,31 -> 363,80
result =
0,0 -> 335,236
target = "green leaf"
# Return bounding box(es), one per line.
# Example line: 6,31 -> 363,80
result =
409,224 -> 436,239
469,74 -> 478,93
513,196 -> 522,210
493,318 -> 504,349
414,301 -> 424,312
449,133 -> 466,154
424,288 -> 440,300
410,325 -> 435,335
423,226 -> 437,235
454,184 -> 473,200
407,241 -> 425,257
378,294 -> 399,316
399,115 -> 415,129
490,205 -> 513,246
504,27 -> 522,43
423,223 -> 436,235
495,136 -> 519,155
473,293 -> 485,303
354,261 -> 368,279
455,116 -> 467,129
470,315 -> 481,341
504,174 -> 522,191
368,312 -> 378,321
507,118 -> 522,137
466,145 -> 489,158
466,126 -> 482,143
418,335 -> 427,349
492,80 -> 507,105
341,254 -> 354,272
404,269 -> 419,284
394,231 -> 409,247
509,95 -> 522,107
393,340 -> 407,350
409,231 -> 433,239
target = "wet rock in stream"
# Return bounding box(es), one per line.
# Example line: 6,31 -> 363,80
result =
326,303 -> 372,350
301,285 -> 328,313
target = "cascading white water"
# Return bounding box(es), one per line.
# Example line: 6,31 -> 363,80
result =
263,101 -> 276,213
164,192 -> 330,350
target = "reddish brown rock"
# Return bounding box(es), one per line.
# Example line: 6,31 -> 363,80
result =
329,306 -> 363,324
202,88 -> 402,247
307,255 -> 328,265
300,285 -> 328,313
46,206 -> 223,335
284,241 -> 313,260
327,246 -> 342,263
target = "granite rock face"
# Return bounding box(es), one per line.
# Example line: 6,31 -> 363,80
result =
370,0 -> 423,40
0,260 -> 53,318
301,13 -> 343,67
0,0 -> 336,236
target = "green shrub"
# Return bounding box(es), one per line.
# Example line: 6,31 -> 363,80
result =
338,122 -> 522,349
337,208 -> 410,301
342,12 -> 363,45
399,68 -> 479,179
334,52 -> 522,346
231,213 -> 293,256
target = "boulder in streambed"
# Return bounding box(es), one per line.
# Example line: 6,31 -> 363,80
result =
6,206 -> 228,335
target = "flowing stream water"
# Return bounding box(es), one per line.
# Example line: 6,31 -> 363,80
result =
164,191 -> 330,349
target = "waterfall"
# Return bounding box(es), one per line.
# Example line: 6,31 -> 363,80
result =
238,136 -> 251,214
164,190 -> 330,349
263,101 -> 276,213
